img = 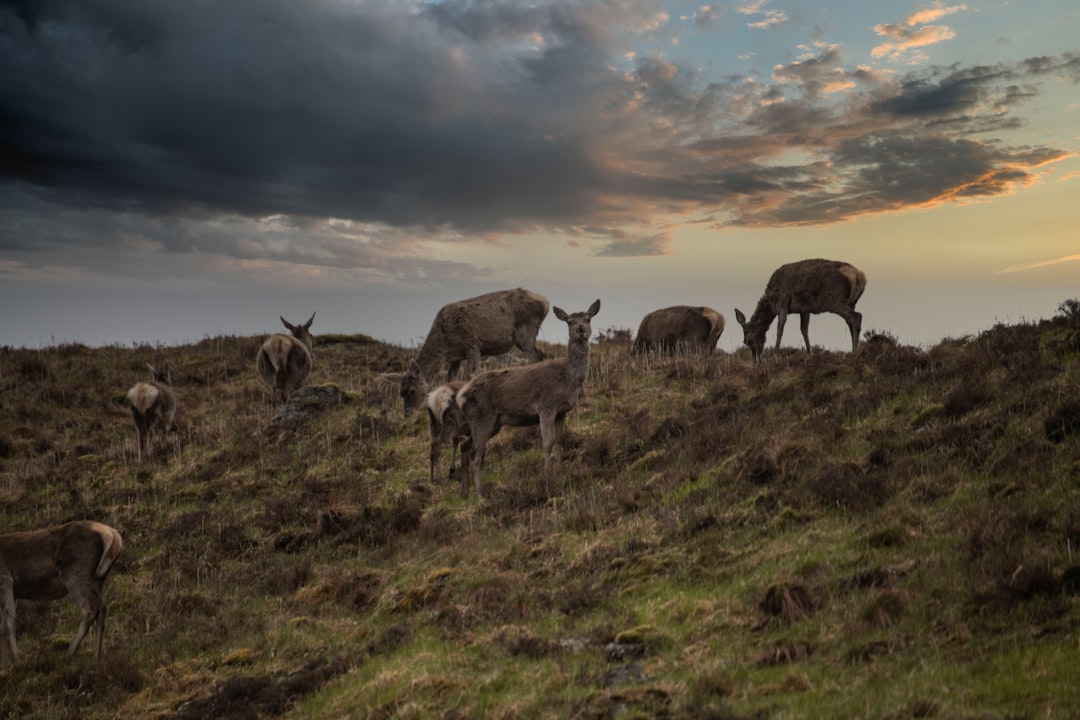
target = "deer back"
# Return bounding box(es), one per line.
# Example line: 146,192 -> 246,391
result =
634,305 -> 724,352
422,288 -> 549,366
766,258 -> 865,314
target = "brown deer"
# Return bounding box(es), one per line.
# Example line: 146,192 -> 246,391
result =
0,521 -> 124,668
256,313 -> 315,406
456,299 -> 600,499
126,363 -> 176,461
734,259 -> 867,361
397,289 -> 549,416
632,305 -> 725,355
422,381 -> 472,490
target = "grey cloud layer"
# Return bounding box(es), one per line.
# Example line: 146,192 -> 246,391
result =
1,0 -> 1076,261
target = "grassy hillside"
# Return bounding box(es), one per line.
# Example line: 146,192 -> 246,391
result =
2,303 -> 1080,719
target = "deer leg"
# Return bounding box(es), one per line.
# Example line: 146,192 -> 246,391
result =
446,359 -> 463,383
465,418 -> 494,499
800,313 -> 811,352
515,329 -> 544,363
553,413 -> 567,465
467,348 -> 483,378
774,309 -> 788,350
538,412 -> 558,472
64,579 -> 103,658
850,309 -> 863,350
458,435 -> 474,498
0,574 -> 16,668
428,429 -> 443,483
94,601 -> 107,661
448,431 -> 461,481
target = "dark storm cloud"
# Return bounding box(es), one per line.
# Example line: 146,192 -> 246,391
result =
0,0 -> 1076,263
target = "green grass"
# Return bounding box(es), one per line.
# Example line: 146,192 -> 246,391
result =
1,314 -> 1080,718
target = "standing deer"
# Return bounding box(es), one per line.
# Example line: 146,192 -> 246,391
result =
397,289 -> 549,416
734,259 -> 867,361
456,299 -> 601,499
0,521 -> 124,668
632,305 -> 725,355
422,381 -> 472,489
256,313 -> 316,406
126,363 -> 176,462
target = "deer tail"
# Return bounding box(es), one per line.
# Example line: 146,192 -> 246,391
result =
88,523 -> 125,578
839,265 -> 867,306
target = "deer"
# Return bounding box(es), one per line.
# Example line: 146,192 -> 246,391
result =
456,299 -> 601,499
422,381 -> 473,490
126,362 -> 176,462
734,258 -> 867,361
256,312 -> 316,406
632,305 -> 725,355
396,289 -> 549,417
0,521 -> 124,669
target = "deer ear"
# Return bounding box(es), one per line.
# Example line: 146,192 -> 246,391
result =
281,316 -> 296,331
734,309 -> 747,328
303,312 -> 316,329
409,359 -> 422,376
553,307 -> 567,322
588,299 -> 601,317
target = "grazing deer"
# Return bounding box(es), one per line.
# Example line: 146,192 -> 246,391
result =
126,363 -> 176,462
256,313 -> 316,406
422,381 -> 473,489
456,299 -> 601,499
0,521 -> 124,668
397,289 -> 549,414
632,305 -> 725,355
734,259 -> 867,361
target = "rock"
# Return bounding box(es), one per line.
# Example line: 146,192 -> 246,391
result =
272,384 -> 348,424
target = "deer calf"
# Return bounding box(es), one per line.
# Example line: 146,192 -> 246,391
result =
127,363 -> 176,461
0,521 -> 124,668
256,313 -> 316,406
423,381 -> 472,490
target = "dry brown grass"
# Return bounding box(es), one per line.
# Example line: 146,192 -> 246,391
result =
1,306 -> 1080,718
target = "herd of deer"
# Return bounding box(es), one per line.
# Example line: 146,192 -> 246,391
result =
0,258 -> 866,669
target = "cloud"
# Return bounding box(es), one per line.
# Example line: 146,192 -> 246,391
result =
0,0 -> 1076,278
998,254 -> 1080,274
692,5 -> 725,29
906,4 -> 968,27
772,45 -> 856,98
736,0 -> 788,29
872,4 -> 968,61
593,232 -> 672,257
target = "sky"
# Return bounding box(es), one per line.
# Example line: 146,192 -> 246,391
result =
1,0 -> 1078,353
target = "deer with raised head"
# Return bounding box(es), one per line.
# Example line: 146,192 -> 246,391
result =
632,305 -> 725,355
456,299 -> 600,499
734,259 -> 867,361
0,521 -> 124,668
422,381 -> 473,490
126,363 -> 176,462
397,289 -> 549,417
256,312 -> 316,406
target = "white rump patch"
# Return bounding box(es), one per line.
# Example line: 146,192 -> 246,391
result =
127,383 -> 159,414
427,385 -> 456,418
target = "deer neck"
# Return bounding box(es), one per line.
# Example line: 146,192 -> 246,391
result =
750,296 -> 777,335
565,338 -> 591,388
414,339 -> 447,380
